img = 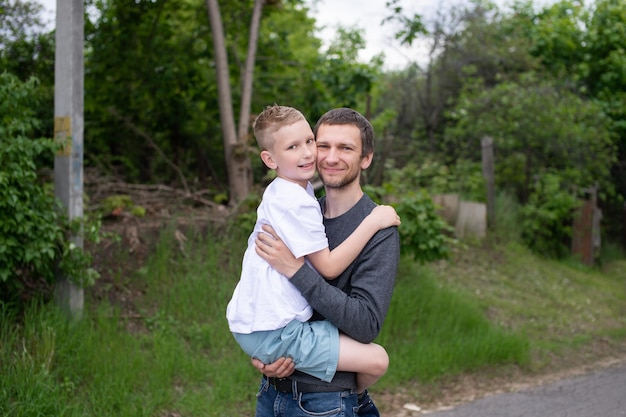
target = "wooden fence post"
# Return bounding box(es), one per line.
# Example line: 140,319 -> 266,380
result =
481,137 -> 495,230
571,186 -> 601,266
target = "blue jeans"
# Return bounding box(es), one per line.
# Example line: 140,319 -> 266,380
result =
255,378 -> 359,417
356,390 -> 381,417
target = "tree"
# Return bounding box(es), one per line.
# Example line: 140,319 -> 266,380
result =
85,0 -> 222,186
582,0 -> 626,199
509,0 -> 626,239
377,0 -> 538,159
0,0 -> 55,138
78,0 -> 377,201
445,72 -> 616,203
205,0 -> 260,205
510,0 -> 587,81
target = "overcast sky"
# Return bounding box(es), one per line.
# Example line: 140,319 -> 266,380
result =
304,0 -> 442,69
36,0 -> 553,70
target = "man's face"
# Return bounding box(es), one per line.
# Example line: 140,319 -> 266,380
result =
315,124 -> 372,189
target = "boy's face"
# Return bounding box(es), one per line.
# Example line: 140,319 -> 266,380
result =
260,119 -> 317,188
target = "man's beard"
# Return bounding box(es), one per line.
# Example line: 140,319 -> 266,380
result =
319,167 -> 360,190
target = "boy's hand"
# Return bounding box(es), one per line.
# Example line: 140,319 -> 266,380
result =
370,205 -> 401,229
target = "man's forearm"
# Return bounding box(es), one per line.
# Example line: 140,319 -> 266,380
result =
291,266 -> 381,343
290,229 -> 399,343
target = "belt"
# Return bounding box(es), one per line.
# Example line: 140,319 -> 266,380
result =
267,377 -> 349,393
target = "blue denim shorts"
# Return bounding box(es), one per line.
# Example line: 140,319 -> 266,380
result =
234,319 -> 339,382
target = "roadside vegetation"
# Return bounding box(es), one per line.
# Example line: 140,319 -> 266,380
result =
2,0 -> 626,415
2,205 -> 625,416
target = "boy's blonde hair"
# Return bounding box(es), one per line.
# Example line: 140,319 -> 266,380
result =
253,105 -> 307,151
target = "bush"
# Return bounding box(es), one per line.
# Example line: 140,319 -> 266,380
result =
393,190 -> 456,263
0,72 -> 99,304
365,184 -> 455,263
0,135 -> 61,283
520,173 -> 580,258
384,159 -> 485,202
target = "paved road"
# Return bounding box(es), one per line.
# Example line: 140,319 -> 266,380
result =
424,363 -> 626,417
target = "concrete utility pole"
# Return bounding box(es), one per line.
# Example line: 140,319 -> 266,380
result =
54,0 -> 84,318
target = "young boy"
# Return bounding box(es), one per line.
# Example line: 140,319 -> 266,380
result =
226,105 -> 400,392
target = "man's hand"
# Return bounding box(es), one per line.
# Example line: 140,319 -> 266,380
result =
251,356 -> 295,379
255,224 -> 305,278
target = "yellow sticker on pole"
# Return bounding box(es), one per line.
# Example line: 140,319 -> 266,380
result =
54,116 -> 72,156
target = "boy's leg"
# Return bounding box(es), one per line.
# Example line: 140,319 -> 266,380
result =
336,334 -> 389,392
236,320 -> 340,382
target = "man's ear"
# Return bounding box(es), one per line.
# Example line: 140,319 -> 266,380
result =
360,152 -> 373,170
260,150 -> 277,169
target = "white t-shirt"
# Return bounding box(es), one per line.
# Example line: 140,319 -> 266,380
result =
226,178 -> 329,334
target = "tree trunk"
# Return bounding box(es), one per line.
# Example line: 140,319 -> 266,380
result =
237,0 -> 264,190
206,0 -> 257,205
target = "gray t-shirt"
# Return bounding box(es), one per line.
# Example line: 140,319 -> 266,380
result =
288,193 -> 400,390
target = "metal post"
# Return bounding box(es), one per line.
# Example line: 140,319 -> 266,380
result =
54,0 -> 84,318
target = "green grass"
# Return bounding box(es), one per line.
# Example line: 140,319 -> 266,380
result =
378,261 -> 529,386
431,241 -> 626,349
1,220 -> 625,416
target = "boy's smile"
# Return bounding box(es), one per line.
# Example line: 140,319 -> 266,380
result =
260,120 -> 317,188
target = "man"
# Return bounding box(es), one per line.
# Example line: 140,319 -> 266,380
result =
253,107 -> 400,417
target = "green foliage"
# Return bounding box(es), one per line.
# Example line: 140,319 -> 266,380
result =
367,182 -> 454,263
454,159 -> 487,202
0,72 -> 42,136
317,27 -> 381,112
375,0 -> 625,239
446,72 -> 616,202
393,190 -> 455,263
582,0 -> 626,227
85,0 -> 220,183
520,173 -> 580,258
101,195 -> 134,213
0,133 -> 60,283
0,0 -> 55,139
387,161 -> 457,195
0,73 -> 101,302
367,161 -> 471,263
83,0 -> 381,189
130,206 -> 146,217
511,0 -> 587,79
100,195 -> 146,218
385,160 -> 485,201
382,0 -> 428,46
0,73 -> 58,287
581,0 -> 626,97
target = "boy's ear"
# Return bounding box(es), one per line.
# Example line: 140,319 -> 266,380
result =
260,150 -> 277,169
